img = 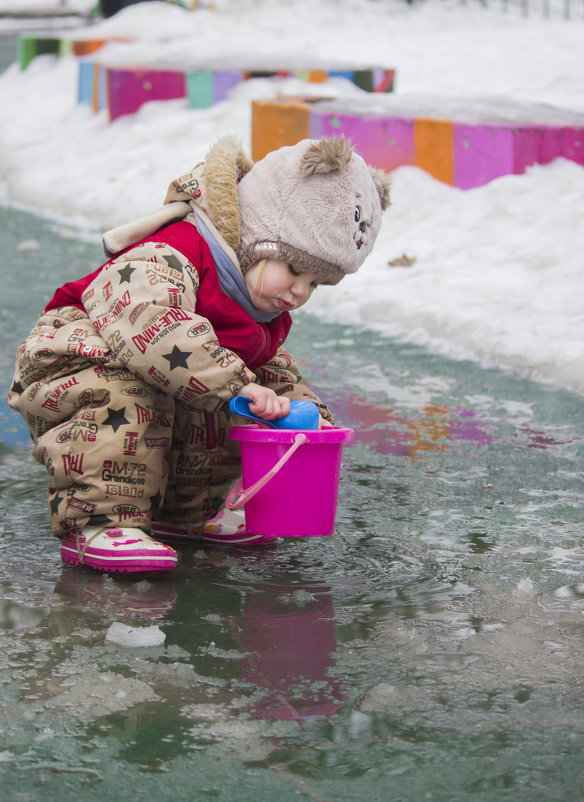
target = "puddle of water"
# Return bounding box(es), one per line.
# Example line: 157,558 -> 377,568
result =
1,206 -> 584,800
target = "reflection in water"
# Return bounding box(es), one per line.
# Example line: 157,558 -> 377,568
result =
234,580 -> 345,720
55,566 -> 178,622
52,557 -> 346,729
184,550 -> 349,723
515,424 -> 575,450
327,392 -> 495,457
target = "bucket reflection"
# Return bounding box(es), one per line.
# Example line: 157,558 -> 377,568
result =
232,579 -> 345,720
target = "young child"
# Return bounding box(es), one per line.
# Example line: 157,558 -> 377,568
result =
8,136 -> 390,574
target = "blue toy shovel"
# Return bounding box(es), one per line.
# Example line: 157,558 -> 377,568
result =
229,396 -> 320,430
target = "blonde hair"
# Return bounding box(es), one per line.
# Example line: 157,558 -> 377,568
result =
247,258 -> 268,295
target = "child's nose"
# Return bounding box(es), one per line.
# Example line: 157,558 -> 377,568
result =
291,279 -> 310,298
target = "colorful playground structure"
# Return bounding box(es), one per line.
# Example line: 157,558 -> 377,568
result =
78,61 -> 396,120
17,30 -> 584,190
251,95 -> 584,189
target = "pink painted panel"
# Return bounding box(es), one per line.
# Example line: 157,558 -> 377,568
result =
453,123 -> 513,189
107,67 -> 186,121
540,125 -> 584,167
319,111 -> 415,171
512,125 -> 544,175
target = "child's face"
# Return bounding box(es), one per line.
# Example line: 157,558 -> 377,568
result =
245,260 -> 322,314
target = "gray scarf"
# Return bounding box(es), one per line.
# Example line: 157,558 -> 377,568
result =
194,213 -> 280,324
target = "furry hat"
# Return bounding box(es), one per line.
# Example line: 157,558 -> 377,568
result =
237,137 -> 390,285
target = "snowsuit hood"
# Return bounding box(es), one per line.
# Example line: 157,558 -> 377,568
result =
102,136 -> 253,274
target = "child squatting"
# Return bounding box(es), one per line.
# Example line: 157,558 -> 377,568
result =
8,135 -> 391,574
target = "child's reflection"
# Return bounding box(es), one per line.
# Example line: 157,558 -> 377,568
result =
54,556 -> 346,721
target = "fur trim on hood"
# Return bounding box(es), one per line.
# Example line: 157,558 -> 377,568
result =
102,136 -> 252,259
164,136 -> 253,253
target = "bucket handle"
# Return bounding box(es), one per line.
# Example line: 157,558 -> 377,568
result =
225,433 -> 308,510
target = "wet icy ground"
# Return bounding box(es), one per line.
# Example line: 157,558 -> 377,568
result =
1,206 -> 584,801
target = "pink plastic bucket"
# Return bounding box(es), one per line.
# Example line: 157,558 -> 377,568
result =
227,425 -> 354,538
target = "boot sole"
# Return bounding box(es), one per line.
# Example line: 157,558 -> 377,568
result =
60,542 -> 177,573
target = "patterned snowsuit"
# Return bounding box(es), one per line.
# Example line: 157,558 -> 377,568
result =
8,155 -> 332,538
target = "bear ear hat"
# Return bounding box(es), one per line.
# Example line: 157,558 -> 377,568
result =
300,136 -> 391,210
238,135 -> 391,284
368,165 -> 391,210
301,136 -> 354,175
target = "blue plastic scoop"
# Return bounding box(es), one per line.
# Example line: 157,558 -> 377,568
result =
229,396 -> 320,430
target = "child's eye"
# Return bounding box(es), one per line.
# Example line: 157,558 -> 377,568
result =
288,265 -> 300,276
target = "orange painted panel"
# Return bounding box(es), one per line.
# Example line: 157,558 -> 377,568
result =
92,63 -> 101,113
251,98 -> 310,161
308,70 -> 329,83
72,39 -> 106,56
414,118 -> 454,185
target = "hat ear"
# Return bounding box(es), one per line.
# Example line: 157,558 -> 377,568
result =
300,136 -> 353,177
369,166 -> 391,210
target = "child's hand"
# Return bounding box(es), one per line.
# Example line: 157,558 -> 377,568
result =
237,384 -> 291,420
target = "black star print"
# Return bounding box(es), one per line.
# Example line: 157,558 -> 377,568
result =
49,492 -> 63,516
118,264 -> 136,284
162,345 -> 190,370
86,513 -> 113,527
103,406 -> 130,432
163,254 -> 184,272
150,490 -> 163,510
11,379 -> 24,394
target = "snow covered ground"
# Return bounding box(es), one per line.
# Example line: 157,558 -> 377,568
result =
0,0 -> 582,394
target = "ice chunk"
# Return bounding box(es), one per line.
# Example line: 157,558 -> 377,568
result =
513,578 -> 535,598
16,239 -> 40,252
45,670 -> 159,720
105,622 -> 166,648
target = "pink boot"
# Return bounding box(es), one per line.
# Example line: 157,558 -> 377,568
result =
60,527 -> 177,574
151,508 -> 278,546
